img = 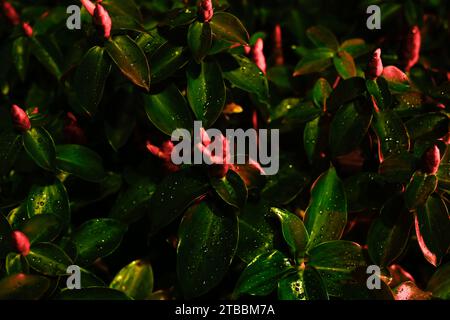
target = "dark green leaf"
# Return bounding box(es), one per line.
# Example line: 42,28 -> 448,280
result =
293,48 -> 334,76
306,26 -> 339,51
74,46 -> 111,116
12,36 -> 29,81
110,260 -> 154,300
29,36 -> 63,79
313,78 -> 332,109
177,202 -> 238,299
304,167 -> 347,249
56,144 -> 106,182
26,242 -> 73,276
234,250 -> 292,297
23,127 -> 56,172
150,42 -> 189,83
72,218 -> 127,266
106,35 -> 150,91
6,253 -> 28,275
427,262 -> 450,299
0,132 -> 22,176
210,169 -> 247,209
278,267 -> 329,300
0,274 -> 50,300
405,113 -> 449,141
367,196 -> 413,266
379,152 -> 416,183
20,214 -> 62,244
187,60 -> 226,127
188,21 -> 212,63
405,172 -> 438,209
327,77 -> 367,112
333,50 -> 356,79
210,12 -> 249,45
366,78 -> 393,110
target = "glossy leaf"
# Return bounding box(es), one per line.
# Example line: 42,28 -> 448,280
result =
26,242 -> 73,276
20,214 -> 63,244
339,38 -> 370,58
234,250 -> 292,297
23,127 -> 56,172
106,35 -> 150,91
187,60 -> 226,127
367,196 -> 413,266
29,36 -> 63,79
405,113 -> 449,141
6,253 -> 28,275
210,12 -> 249,45
110,260 -> 154,300
149,168 -> 209,234
405,172 -> 438,209
312,78 -> 332,109
427,262 -> 450,299
415,195 -> 450,266
366,78 -> 393,110
177,202 -> 238,299
210,169 -> 247,209
143,84 -> 193,136
278,266 -> 328,300
379,152 -> 416,183
26,180 -> 70,224
293,48 -> 334,76
304,167 -> 347,249
333,50 -> 356,79
271,207 -> 308,261
327,77 -> 367,112
188,21 -> 212,63
72,218 -> 127,266
55,145 -> 106,182
306,26 -> 339,51
74,46 -> 111,116
150,42 -> 189,83
0,274 -> 50,300
219,54 -> 269,101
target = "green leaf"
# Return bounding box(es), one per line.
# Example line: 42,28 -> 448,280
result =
237,202 -> 274,263
149,168 -> 209,234
12,36 -> 29,81
339,38 -> 370,58
143,84 -> 193,136
57,287 -> 131,300
271,208 -> 308,261
110,260 -> 154,300
333,50 -> 356,80
330,101 -> 372,156
379,152 -> 416,183
270,100 -> 321,131
327,77 -> 367,112
210,169 -> 247,209
72,218 -> 126,266
135,29 -> 166,57
0,214 -> 13,259
304,167 -> 347,249
427,262 -> 450,299
0,274 -> 50,300
405,113 -> 449,141
367,196 -> 413,266
219,54 -> 269,101
234,250 -> 292,297
306,26 -> 339,51
20,214 -> 63,244
177,202 -> 238,299
308,241 -> 370,299
109,177 -> 156,224
415,195 -> 450,266
23,127 -> 56,172
188,21 -> 212,63
438,146 -> 450,190
26,242 -> 73,276
56,144 -> 106,182
405,172 -> 438,209
26,180 -> 70,225
366,78 -> 393,110
293,48 -> 334,76
106,35 -> 150,91
29,36 -> 63,79
74,46 -> 111,116
187,60 -> 226,127
0,132 -> 22,176
6,253 -> 28,275
313,78 -> 332,109
372,110 -> 410,161
150,42 -> 189,83
210,12 -> 249,45
278,267 -> 328,300
303,116 -> 329,166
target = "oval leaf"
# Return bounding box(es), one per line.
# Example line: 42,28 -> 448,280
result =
188,21 -> 212,63
210,12 -> 249,45
0,273 -> 50,300
23,127 -> 56,172
210,169 -> 247,209
26,242 -> 73,276
110,260 -> 154,300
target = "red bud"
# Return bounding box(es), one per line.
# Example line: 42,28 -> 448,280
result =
2,1 -> 20,25
198,0 -> 213,22
273,24 -> 284,66
81,0 -> 96,16
422,145 -> 440,175
366,48 -> 383,80
252,38 -> 266,74
11,231 -> 30,256
94,4 -> 112,39
22,22 -> 33,37
402,25 -> 421,72
64,112 -> 87,145
11,104 -> 31,132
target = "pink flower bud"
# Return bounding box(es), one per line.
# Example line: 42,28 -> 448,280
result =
80,0 -> 96,16
11,231 -> 30,256
22,22 -> 33,37
252,38 -> 266,74
422,145 -> 440,175
31,107 -> 39,115
402,25 -> 421,72
366,48 -> 383,80
64,112 -> 86,144
11,104 -> 31,132
198,0 -> 213,22
273,24 -> 284,66
2,1 -> 20,25
94,4 -> 111,39
243,45 -> 251,55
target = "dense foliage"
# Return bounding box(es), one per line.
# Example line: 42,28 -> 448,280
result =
0,0 -> 449,300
